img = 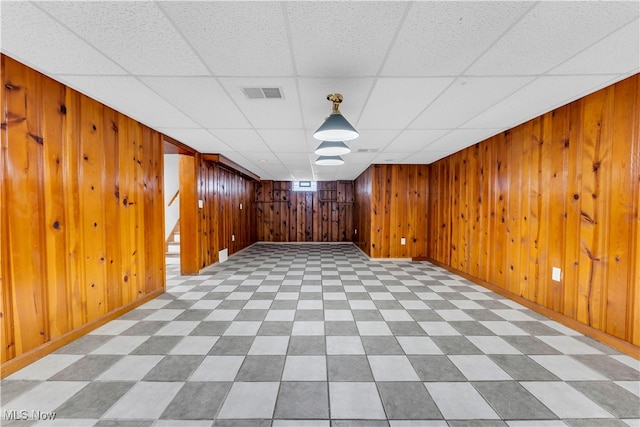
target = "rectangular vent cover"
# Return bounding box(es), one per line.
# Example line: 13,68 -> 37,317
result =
357,148 -> 379,153
242,87 -> 283,99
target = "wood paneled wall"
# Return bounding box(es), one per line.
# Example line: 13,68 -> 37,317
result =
354,164 -> 429,258
180,155 -> 256,274
427,74 -> 640,346
256,181 -> 354,242
1,55 -> 165,371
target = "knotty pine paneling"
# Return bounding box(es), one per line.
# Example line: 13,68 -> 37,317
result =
1,55 -> 165,372
354,164 -> 429,258
427,74 -> 640,347
256,181 -> 354,243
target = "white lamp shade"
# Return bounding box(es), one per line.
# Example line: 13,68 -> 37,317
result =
315,155 -> 344,166
314,141 -> 350,156
313,113 -> 359,141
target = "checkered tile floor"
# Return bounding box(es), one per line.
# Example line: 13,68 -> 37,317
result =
2,243 -> 639,427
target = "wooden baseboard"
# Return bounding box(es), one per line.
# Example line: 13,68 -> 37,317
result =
426,258 -> 640,360
0,289 -> 165,379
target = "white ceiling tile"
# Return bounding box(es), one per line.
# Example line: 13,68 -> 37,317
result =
156,128 -> 231,154
141,77 -> 250,129
348,130 -> 402,152
37,2 -> 208,75
410,77 -> 535,129
160,2 -> 292,76
277,152 -> 313,166
258,130 -> 309,153
551,18 -> 640,75
463,75 -> 621,129
298,78 -> 374,130
386,130 -> 451,152
468,2 -> 640,75
209,130 -> 270,152
1,2 -> 126,75
424,129 -> 502,152
55,75 -> 199,129
218,78 -> 302,129
382,2 -> 533,76
357,78 -> 455,129
287,2 -> 407,76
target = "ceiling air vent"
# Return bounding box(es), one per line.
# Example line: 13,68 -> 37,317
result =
242,87 -> 283,99
357,148 -> 379,153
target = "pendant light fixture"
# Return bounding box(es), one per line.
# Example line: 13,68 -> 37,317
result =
313,93 -> 359,142
315,155 -> 345,166
314,140 -> 350,156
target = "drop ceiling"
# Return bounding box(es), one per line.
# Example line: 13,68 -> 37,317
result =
2,1 -> 638,181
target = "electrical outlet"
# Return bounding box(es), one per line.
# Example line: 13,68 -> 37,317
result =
240,203 -> 243,210
552,267 -> 561,282
198,200 -> 204,209
231,234 -> 235,242
401,237 -> 406,245
354,229 -> 357,235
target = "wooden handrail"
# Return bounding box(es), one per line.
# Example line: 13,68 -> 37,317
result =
168,189 -> 179,206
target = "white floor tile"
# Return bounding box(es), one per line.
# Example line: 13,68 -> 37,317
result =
538,336 -> 603,354
155,321 -> 199,336
217,382 -> 279,419
396,336 -> 443,355
103,382 -> 182,419
3,381 -> 87,411
168,336 -> 219,355
282,355 -> 327,381
467,336 -> 522,354
329,382 -> 386,419
530,355 -> 608,380
326,336 -> 365,355
425,382 -> 499,419
189,355 -> 244,381
368,355 -> 420,381
6,354 -> 82,380
418,321 -> 460,336
90,336 -> 148,355
522,382 -> 614,418
96,355 -> 163,380
448,355 -> 512,380
248,336 -> 290,355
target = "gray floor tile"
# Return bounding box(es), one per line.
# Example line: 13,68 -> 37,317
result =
572,355 -> 640,381
386,321 -> 428,336
503,336 -> 563,355
327,355 -> 374,381
361,336 -> 404,355
49,355 -> 122,381
377,382 -> 442,419
130,336 -> 182,355
430,336 -> 482,355
258,321 -> 294,335
447,422 -> 507,427
473,381 -> 557,419
274,382 -> 329,419
161,382 -> 231,419
329,382 -> 386,420
235,355 -> 285,381
54,381 -> 134,418
408,356 -> 466,382
325,321 -> 359,336
563,419 -> 629,427
95,421 -> 154,427
54,335 -> 114,354
288,336 -> 326,355
142,355 -> 203,381
0,380 -> 41,404
488,355 -> 560,380
331,421 -> 389,427
191,321 -> 231,336
569,381 -> 640,418
208,337 -> 255,355
121,321 -> 168,336
450,321 -> 496,335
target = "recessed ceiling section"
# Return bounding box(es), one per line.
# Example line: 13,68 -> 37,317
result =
2,1 -> 638,181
